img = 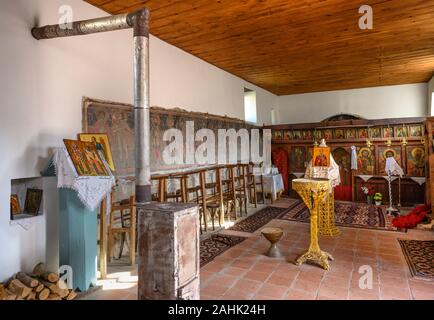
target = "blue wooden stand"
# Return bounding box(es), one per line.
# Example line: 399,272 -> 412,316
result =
59,189 -> 97,292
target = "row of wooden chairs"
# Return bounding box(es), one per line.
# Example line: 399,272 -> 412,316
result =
101,163 -> 266,268
151,163 -> 266,233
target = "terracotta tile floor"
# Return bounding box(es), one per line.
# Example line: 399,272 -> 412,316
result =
83,198 -> 434,300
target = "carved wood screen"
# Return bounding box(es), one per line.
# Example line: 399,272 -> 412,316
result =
267,117 -> 427,206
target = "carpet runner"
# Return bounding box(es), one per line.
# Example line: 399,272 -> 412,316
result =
200,234 -> 246,267
228,205 -> 298,233
398,240 -> 434,280
277,199 -> 403,232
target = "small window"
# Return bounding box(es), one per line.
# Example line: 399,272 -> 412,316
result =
431,92 -> 434,116
271,108 -> 276,125
244,88 -> 257,123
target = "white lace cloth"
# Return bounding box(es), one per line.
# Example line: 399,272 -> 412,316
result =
385,157 -> 404,177
410,177 -> 426,185
52,148 -> 115,211
304,154 -> 341,189
261,174 -> 284,200
291,172 -> 305,178
357,175 -> 374,182
381,176 -> 399,182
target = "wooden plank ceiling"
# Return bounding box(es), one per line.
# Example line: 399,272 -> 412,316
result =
84,0 -> 434,95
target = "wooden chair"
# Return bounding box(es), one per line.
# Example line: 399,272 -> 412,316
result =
151,174 -> 169,202
165,177 -> 183,202
234,164 -> 248,216
193,167 -> 224,231
247,162 -> 266,205
107,193 -> 136,266
204,167 -> 225,230
221,165 -> 238,221
187,173 -> 206,233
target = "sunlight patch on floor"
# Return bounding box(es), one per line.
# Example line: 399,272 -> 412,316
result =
96,271 -> 138,291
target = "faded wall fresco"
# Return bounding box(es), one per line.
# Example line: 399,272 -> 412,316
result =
83,98 -> 258,176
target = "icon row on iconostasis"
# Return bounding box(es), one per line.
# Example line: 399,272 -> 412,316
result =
272,124 -> 424,141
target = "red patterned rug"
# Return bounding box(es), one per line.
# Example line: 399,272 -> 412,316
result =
229,204 -> 299,233
277,199 -> 404,232
398,240 -> 434,280
200,234 -> 246,267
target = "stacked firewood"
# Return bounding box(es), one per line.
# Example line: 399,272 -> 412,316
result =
0,263 -> 77,301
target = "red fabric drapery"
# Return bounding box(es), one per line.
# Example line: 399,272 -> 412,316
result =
334,185 -> 352,201
392,205 -> 430,229
272,148 -> 289,194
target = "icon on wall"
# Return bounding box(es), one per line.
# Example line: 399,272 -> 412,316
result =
313,147 -> 330,167
10,194 -> 21,215
24,189 -> 43,215
78,133 -> 115,172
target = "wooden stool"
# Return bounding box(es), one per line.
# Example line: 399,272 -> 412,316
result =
261,227 -> 284,258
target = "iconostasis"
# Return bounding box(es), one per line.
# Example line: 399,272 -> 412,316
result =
267,116 -> 427,207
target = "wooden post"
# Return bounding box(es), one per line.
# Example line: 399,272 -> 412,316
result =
229,165 -> 237,218
199,170 -> 208,231
180,176 -> 188,203
351,170 -> 355,202
216,167 -> 225,226
130,196 -> 136,266
99,196 -> 108,279
158,177 -> 167,202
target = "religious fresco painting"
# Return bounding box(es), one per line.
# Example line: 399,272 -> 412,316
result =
357,128 -> 369,139
78,133 -> 115,172
382,127 -> 394,138
332,147 -> 352,201
289,146 -> 306,172
84,101 -> 134,176
346,129 -> 357,139
409,125 -> 423,137
406,146 -> 425,177
332,148 -> 351,185
370,127 -> 381,138
273,130 -> 283,140
378,146 -> 402,175
64,139 -> 109,176
303,130 -> 313,140
395,126 -> 408,138
24,189 -> 43,215
307,147 -> 313,163
293,130 -> 303,140
323,129 -> 332,140
10,194 -> 21,215
356,146 -> 375,175
83,98 -> 257,176
334,129 -> 345,139
313,147 -> 330,167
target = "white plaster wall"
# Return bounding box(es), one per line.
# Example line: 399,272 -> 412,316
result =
277,84 -> 428,124
428,76 -> 434,116
0,0 -> 277,280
